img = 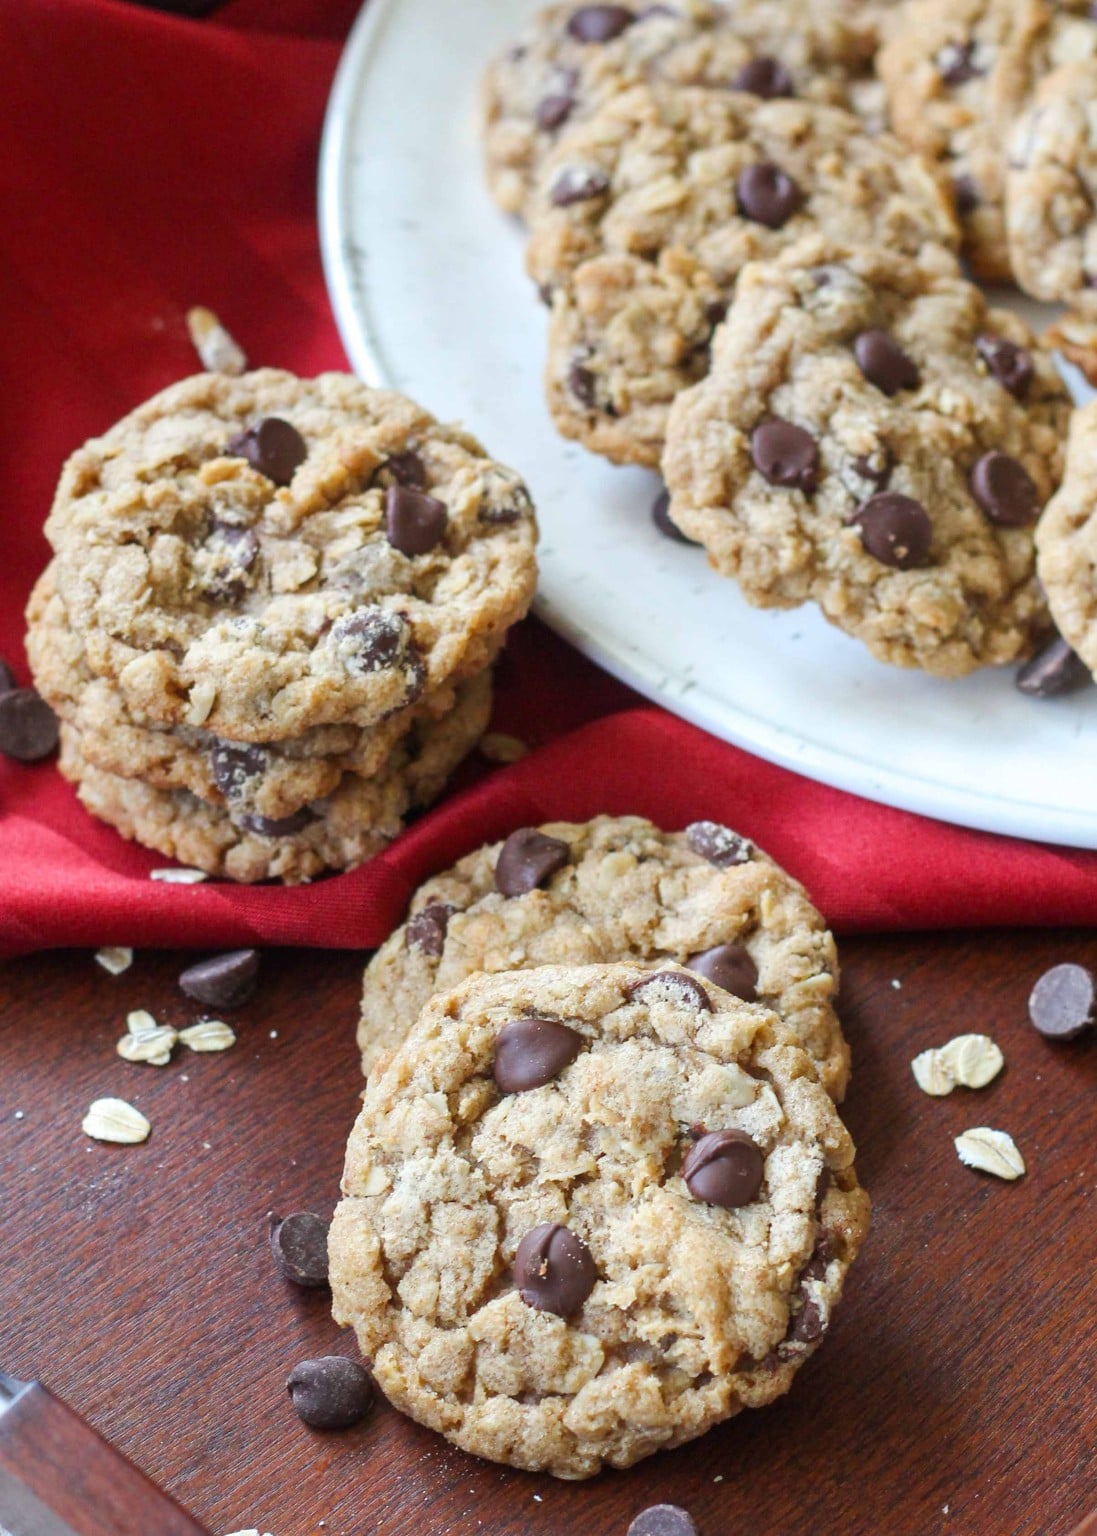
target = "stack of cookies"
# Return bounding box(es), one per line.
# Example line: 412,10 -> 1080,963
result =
26,369 -> 539,882
483,0 -> 1093,684
329,815 -> 870,1477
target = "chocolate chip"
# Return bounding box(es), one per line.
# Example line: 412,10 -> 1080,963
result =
975,334 -> 1033,399
494,1017 -> 583,1092
732,55 -> 794,98
0,658 -> 13,696
566,4 -> 636,42
852,493 -> 932,569
551,164 -> 610,205
851,447 -> 893,490
384,451 -> 427,489
736,161 -> 803,228
750,418 -> 819,492
406,903 -> 456,956
626,971 -> 713,1011
682,1129 -> 765,1208
803,1230 -> 833,1282
0,689 -> 59,763
627,1507 -> 699,1536
479,482 -> 533,526
686,943 -> 758,1001
853,330 -> 920,395
1015,636 -> 1090,698
705,297 -> 728,327
937,40 -> 980,85
790,1297 -> 824,1343
685,820 -> 752,867
952,174 -> 980,214
202,523 -> 260,603
270,1212 -> 330,1288
179,949 -> 260,1008
513,1222 -> 597,1316
227,417 -> 307,487
568,358 -> 598,406
537,92 -> 576,131
652,488 -> 698,544
210,741 -> 268,803
332,608 -> 411,674
970,451 -> 1040,527
237,808 -> 316,837
385,484 -> 448,556
286,1357 -> 374,1430
495,828 -> 571,896
1028,962 -> 1096,1040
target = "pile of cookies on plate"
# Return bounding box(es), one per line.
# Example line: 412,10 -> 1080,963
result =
483,0 -> 1097,683
25,369 -> 538,881
328,814 -> 870,1478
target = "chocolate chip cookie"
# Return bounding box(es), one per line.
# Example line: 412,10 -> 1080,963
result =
878,0 -> 1097,282
525,83 -> 958,466
1035,400 -> 1097,682
330,962 -> 870,1478
482,0 -> 877,221
44,370 -> 537,740
662,239 -> 1069,675
55,668 -> 491,884
358,814 -> 848,1098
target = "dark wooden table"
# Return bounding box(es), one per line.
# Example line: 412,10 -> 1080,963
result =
3,929 -> 1095,1536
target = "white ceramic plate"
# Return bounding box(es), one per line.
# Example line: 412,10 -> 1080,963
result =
320,0 -> 1097,847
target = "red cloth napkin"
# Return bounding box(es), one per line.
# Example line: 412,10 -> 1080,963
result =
2,0 -> 1096,957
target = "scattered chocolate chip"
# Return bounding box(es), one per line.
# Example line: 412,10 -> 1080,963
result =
333,607 -> 411,673
853,329 -> 920,395
227,417 -> 307,487
568,358 -> 598,406
970,451 -> 1039,527
732,55 -> 794,98
852,493 -> 932,569
750,418 -> 818,492
537,91 -> 576,131
286,1357 -> 374,1430
0,689 -> 59,763
384,451 -> 428,489
551,164 -> 610,206
736,161 -> 803,228
514,1222 -> 597,1316
626,971 -> 714,1011
686,943 -> 758,1001
685,820 -> 752,867
270,1212 -> 330,1288
975,334 -> 1033,399
627,1507 -> 699,1536
790,1297 -> 824,1343
952,174 -> 980,214
495,827 -> 571,896
0,657 -> 13,696
567,4 -> 636,42
179,949 -> 260,1008
1028,962 -> 1096,1040
937,40 -> 980,85
406,903 -> 456,956
1016,636 -> 1090,698
682,1129 -> 765,1208
494,1017 -> 583,1092
652,488 -> 697,544
385,484 -> 448,556
237,808 -> 316,837
851,447 -> 893,490
210,741 -> 268,803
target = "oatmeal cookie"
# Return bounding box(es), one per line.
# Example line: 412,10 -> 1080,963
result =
1035,400 -> 1097,681
358,813 -> 848,1098
662,239 -> 1068,675
331,962 -> 869,1478
526,84 -> 958,466
45,370 -> 537,740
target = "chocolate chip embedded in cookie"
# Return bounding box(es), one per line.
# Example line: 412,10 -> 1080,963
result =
358,814 -> 849,1099
330,962 -> 870,1478
525,84 -> 958,466
43,370 -> 537,741
663,238 -> 1069,676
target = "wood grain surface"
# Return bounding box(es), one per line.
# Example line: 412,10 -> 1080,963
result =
2,930 -> 1095,1536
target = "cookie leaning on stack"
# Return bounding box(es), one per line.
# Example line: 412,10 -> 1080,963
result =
26,369 -> 539,881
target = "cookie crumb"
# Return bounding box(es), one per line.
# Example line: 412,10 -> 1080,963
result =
95,946 -> 133,975
479,731 -> 529,764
